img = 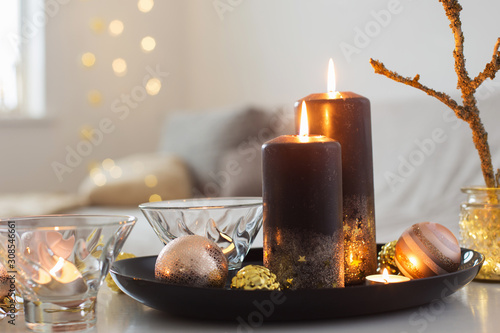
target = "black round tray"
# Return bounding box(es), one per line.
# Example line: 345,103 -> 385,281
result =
110,246 -> 483,321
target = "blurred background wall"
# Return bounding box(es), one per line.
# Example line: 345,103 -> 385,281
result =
0,0 -> 499,195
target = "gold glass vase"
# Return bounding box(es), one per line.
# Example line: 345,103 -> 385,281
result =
459,187 -> 500,281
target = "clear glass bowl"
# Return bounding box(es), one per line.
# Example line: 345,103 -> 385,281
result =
0,214 -> 136,332
139,197 -> 263,270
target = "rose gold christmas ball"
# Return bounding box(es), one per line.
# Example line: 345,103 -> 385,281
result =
155,235 -> 228,288
395,222 -> 461,279
0,263 -> 9,298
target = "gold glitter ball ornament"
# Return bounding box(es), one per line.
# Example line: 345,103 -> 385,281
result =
377,240 -> 399,274
231,265 -> 280,290
106,252 -> 136,292
155,235 -> 228,288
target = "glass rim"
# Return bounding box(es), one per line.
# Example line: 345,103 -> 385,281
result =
0,214 -> 137,231
139,197 -> 263,210
461,186 -> 500,193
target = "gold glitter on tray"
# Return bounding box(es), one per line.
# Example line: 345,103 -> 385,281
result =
0,294 -> 23,321
231,265 -> 280,291
377,240 -> 399,274
106,252 -> 136,292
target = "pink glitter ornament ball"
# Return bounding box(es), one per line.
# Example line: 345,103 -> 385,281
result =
395,222 -> 461,279
155,235 -> 228,288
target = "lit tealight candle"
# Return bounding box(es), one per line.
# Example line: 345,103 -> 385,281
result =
365,268 -> 410,285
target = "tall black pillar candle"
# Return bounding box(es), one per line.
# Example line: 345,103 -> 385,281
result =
262,110 -> 344,289
294,92 -> 377,285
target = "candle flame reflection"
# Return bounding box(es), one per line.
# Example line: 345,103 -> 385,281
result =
409,256 -> 418,267
49,257 -> 66,276
299,101 -> 309,142
328,58 -> 336,93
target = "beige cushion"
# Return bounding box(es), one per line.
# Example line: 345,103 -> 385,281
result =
159,106 -> 294,196
158,107 -> 270,195
78,153 -> 192,206
0,193 -> 85,217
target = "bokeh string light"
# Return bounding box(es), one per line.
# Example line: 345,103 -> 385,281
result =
102,158 -> 115,170
141,36 -> 156,52
146,78 -> 161,95
138,0 -> 154,13
108,19 -> 124,37
89,17 -> 105,34
81,1 -> 162,180
109,165 -> 123,179
149,194 -> 162,202
144,174 -> 158,188
87,90 -> 102,106
81,52 -> 96,68
112,58 -> 127,76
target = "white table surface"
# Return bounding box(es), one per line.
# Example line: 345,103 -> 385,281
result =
1,280 -> 500,333
2,207 -> 500,332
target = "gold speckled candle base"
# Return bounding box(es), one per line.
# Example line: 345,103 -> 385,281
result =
343,195 -> 377,285
264,228 -> 344,289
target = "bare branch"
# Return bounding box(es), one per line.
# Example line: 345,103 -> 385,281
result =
369,0 -> 500,188
439,0 -> 472,95
472,38 -> 500,90
496,169 -> 500,188
369,59 -> 467,120
467,115 -> 496,188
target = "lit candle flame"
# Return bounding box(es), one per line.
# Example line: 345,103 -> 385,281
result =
328,58 -> 336,93
299,101 -> 309,142
382,268 -> 389,284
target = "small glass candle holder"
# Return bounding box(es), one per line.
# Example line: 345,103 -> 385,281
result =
0,215 -> 136,332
